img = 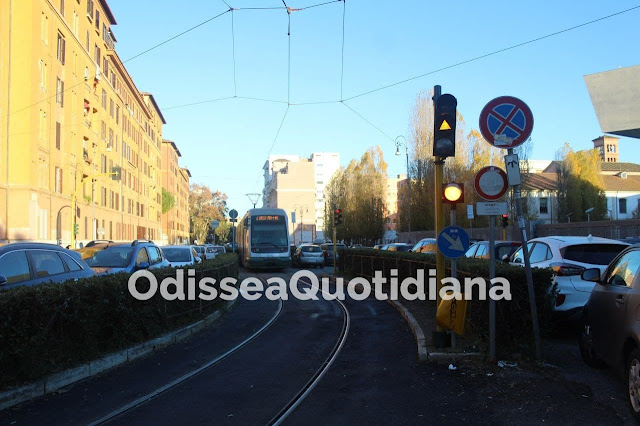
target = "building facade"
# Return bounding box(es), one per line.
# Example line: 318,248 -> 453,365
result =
161,140 -> 190,245
262,153 -> 339,242
383,174 -> 405,242
0,0 -> 168,246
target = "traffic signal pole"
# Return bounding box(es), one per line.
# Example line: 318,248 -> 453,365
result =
432,85 -> 448,346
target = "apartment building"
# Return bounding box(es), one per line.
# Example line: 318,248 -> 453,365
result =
0,0 -> 166,246
262,153 -> 340,242
161,140 -> 190,244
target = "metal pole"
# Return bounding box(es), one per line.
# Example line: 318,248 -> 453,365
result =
433,85 -> 448,347
406,146 -> 412,235
450,205 -> 457,350
489,215 -> 496,362
508,148 -> 542,361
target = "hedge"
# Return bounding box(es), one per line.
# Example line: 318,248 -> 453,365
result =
337,249 -> 556,358
0,254 -> 238,391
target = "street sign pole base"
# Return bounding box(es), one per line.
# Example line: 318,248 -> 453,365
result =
433,331 -> 451,349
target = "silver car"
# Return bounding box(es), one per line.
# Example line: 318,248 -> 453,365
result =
162,246 -> 201,268
293,244 -> 324,268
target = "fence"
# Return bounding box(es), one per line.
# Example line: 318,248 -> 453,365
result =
535,219 -> 640,239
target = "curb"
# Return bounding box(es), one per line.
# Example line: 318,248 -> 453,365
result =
385,299 -> 429,363
0,299 -> 236,412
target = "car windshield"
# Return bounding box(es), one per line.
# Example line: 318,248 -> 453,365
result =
85,246 -> 133,268
561,243 -> 627,265
162,247 -> 191,262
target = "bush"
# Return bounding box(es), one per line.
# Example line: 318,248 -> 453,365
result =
0,254 -> 238,391
337,249 -> 556,358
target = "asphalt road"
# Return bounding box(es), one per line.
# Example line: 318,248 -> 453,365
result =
0,266 -> 626,425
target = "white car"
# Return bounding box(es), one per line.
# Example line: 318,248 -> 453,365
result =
508,236 -> 629,320
205,245 -> 226,259
162,246 -> 201,268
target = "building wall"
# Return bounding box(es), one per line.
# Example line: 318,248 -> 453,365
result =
0,0 -> 165,246
593,135 -> 619,163
310,152 -> 339,239
161,140 -> 189,244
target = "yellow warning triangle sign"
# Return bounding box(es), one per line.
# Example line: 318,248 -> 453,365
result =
439,119 -> 452,131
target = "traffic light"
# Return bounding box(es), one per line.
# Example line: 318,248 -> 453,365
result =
334,208 -> 343,226
433,94 -> 457,158
442,182 -> 464,204
111,166 -> 122,181
501,214 -> 509,228
73,223 -> 79,236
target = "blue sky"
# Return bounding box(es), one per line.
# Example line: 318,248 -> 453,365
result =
109,0 -> 640,215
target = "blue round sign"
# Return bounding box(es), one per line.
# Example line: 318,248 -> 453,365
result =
437,226 -> 470,259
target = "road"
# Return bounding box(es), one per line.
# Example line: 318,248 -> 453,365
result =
0,267 -> 626,425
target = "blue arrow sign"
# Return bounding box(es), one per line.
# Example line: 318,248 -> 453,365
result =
437,226 -> 470,259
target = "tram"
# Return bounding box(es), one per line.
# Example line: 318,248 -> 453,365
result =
237,208 -> 291,269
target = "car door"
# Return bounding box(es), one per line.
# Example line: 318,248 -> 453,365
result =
0,250 -> 33,289
135,247 -> 150,270
147,246 -> 163,269
590,249 -> 640,363
27,249 -> 73,286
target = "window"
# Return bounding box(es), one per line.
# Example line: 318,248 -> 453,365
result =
55,167 -> 63,193
101,121 -> 106,141
29,250 -> 66,278
606,250 -> 640,287
87,0 -> 94,18
529,243 -> 551,264
109,99 -> 114,117
0,251 -> 31,285
475,244 -> 488,258
56,32 -> 66,64
86,30 -> 90,52
60,253 -> 82,272
148,247 -> 161,264
135,248 -> 149,266
561,244 -> 626,266
41,13 -> 49,45
115,105 -> 120,124
94,44 -> 101,65
620,198 -> 627,214
101,89 -> 107,108
56,78 -> 64,106
108,128 -> 113,150
55,122 -> 61,150
39,60 -> 48,91
95,10 -> 100,30
539,197 -> 548,214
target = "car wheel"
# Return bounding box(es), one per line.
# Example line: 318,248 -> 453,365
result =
628,348 -> 640,420
578,323 -> 605,369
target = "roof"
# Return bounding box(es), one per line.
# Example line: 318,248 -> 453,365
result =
99,0 -> 117,25
522,173 -> 558,191
601,175 -> 640,192
141,93 -> 167,124
532,236 -> 630,245
600,162 -> 640,173
181,167 -> 192,178
162,139 -> 181,157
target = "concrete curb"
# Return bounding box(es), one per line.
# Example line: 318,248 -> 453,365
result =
385,299 -> 429,363
0,299 -> 235,412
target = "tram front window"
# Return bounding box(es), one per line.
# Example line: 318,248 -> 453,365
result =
251,216 -> 288,250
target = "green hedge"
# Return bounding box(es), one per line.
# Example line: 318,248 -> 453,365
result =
337,249 -> 556,358
0,254 -> 238,391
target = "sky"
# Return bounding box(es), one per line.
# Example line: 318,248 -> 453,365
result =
108,0 -> 640,216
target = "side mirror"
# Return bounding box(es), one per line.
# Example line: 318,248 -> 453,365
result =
581,268 -> 601,283
501,254 -> 510,263
195,257 -> 202,264
137,262 -> 150,270
0,275 -> 7,286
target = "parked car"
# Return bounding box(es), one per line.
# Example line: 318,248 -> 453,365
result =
411,238 -> 437,254
0,243 -> 95,289
351,244 -> 363,249
578,244 -> 640,420
508,236 -> 629,320
292,244 -> 324,268
74,240 -> 115,260
383,243 -> 413,252
373,244 -> 384,250
321,243 -> 347,266
84,240 -> 170,275
193,245 -> 208,260
465,240 -> 521,260
205,245 -> 226,259
162,245 -> 201,267
225,242 -> 238,253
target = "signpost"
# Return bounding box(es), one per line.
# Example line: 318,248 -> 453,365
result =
466,204 -> 474,239
210,220 -> 220,245
479,96 -> 541,361
476,202 -> 508,216
229,209 -> 238,250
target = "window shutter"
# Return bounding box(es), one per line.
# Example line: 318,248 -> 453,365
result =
55,122 -> 61,149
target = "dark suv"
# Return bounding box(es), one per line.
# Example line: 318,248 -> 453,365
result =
0,243 -> 95,289
84,240 -> 170,275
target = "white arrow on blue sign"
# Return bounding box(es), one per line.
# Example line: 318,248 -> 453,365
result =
437,226 -> 470,259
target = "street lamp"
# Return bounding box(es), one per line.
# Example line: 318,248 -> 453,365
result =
585,207 -> 594,223
395,135 -> 412,235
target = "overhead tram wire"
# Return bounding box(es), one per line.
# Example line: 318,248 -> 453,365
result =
340,0 -> 346,101
253,105 -> 290,190
341,101 -> 395,143
344,4 -> 640,101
